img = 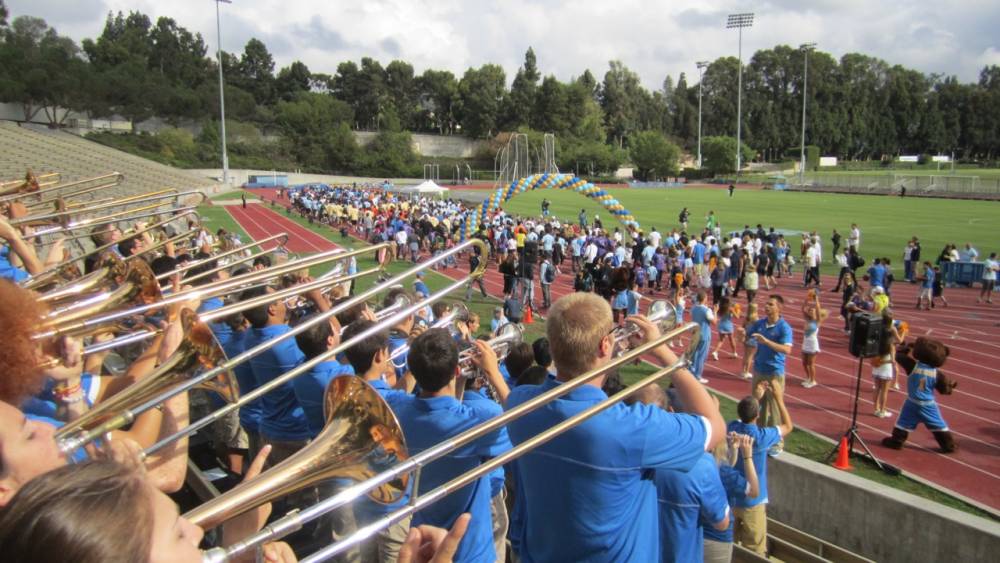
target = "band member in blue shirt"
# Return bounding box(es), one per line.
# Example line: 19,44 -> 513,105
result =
343,319 -> 414,562
390,329 -> 511,563
727,380 -> 794,556
507,293 -> 726,562
745,295 -> 794,451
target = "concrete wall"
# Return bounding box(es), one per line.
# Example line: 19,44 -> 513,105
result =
768,453 -> 1000,562
354,131 -> 483,158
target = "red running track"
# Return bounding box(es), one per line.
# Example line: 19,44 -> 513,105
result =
249,187 -> 1000,512
226,203 -> 338,253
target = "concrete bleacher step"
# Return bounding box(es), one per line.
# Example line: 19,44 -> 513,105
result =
732,519 -> 874,563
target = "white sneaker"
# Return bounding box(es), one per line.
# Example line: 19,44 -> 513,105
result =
698,377 -> 710,384
741,372 -> 753,380
801,380 -> 817,388
711,351 -> 719,361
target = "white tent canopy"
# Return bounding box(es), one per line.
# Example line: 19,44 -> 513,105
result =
392,180 -> 450,198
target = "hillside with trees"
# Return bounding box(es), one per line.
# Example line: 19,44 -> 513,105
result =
1,2 -> 998,178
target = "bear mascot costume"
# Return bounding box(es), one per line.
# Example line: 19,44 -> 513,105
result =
882,336 -> 958,453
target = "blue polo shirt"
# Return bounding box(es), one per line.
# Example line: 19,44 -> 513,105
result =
224,328 -> 261,434
704,464 -> 750,543
462,389 -> 506,497
726,420 -> 782,508
922,266 -> 935,289
23,374 -> 101,419
353,379 -> 413,524
388,332 -> 409,382
198,297 -> 234,349
506,379 -> 710,562
693,242 -> 706,265
290,360 -> 355,437
244,324 -> 310,441
0,246 -> 29,282
747,317 -> 793,376
655,452 -> 729,562
391,393 -> 511,563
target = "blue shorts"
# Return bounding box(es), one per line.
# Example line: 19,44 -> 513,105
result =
896,399 -> 949,432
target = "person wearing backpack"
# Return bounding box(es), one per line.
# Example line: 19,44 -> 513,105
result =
540,257 -> 556,309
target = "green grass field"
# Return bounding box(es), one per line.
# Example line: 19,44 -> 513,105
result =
195,198 -> 996,520
486,186 -> 999,275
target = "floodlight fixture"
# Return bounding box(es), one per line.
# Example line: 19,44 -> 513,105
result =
799,42 -> 817,185
696,61 -> 710,169
726,12 -> 754,177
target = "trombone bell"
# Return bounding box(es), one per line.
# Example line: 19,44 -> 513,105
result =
184,376 -> 409,530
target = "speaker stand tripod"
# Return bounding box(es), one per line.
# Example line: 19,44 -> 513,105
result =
824,355 -> 901,476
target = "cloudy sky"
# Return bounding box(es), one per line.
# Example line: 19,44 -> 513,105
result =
9,0 -> 1000,89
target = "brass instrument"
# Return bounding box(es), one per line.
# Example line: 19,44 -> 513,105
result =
48,242 -> 402,452
43,264 -> 383,368
200,321 -> 701,563
35,245 -> 390,341
13,189 -> 204,234
457,321 -> 522,377
54,308 -> 239,451
0,170 -> 60,194
25,207 -> 200,292
185,376 -> 409,530
0,172 -> 124,205
155,233 -> 290,282
138,238 -> 488,460
611,299 -> 676,357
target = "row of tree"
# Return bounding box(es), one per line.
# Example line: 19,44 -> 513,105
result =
1,3 -> 999,177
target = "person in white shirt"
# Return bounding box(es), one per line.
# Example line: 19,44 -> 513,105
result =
804,243 -> 821,288
394,229 -> 408,259
648,227 -> 662,249
980,252 -> 998,304
848,224 -> 861,250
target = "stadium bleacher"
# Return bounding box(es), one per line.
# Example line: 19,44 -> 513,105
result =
0,121 -> 217,198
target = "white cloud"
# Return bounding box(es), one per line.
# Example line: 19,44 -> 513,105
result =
6,0 -> 998,87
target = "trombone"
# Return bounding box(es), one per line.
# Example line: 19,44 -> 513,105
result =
0,171 -> 60,193
49,264 -> 387,440
0,172 -> 125,206
41,263 -> 383,370
49,241 -> 402,453
35,245 -> 389,340
130,238 -> 488,462
154,233 -> 290,282
197,321 -> 700,562
14,190 -> 205,236
24,207 -> 200,292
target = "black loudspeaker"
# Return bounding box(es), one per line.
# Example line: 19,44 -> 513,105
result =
523,240 -> 539,263
849,312 -> 883,358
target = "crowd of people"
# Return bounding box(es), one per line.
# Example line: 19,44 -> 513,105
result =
0,179 -> 994,563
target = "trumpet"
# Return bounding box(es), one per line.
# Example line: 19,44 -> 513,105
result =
458,321 -> 522,377
384,302 -> 470,363
611,299 -> 677,357
200,322 -> 700,563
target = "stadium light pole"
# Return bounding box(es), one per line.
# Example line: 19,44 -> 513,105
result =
214,0 -> 232,186
696,61 -> 709,169
799,42 -> 816,185
726,12 -> 753,179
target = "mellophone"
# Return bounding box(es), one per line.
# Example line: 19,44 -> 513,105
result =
12,175 -> 699,562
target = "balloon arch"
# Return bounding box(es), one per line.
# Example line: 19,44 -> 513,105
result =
461,174 -> 641,238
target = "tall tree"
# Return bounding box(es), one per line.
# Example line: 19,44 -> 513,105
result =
505,47 -> 540,129
417,69 -> 459,134
385,60 -> 418,130
235,38 -> 275,106
629,130 -> 680,180
275,61 -> 312,101
599,60 -> 644,148
457,64 -> 506,138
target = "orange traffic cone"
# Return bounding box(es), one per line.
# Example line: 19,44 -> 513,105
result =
832,437 -> 853,471
524,306 -> 534,325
